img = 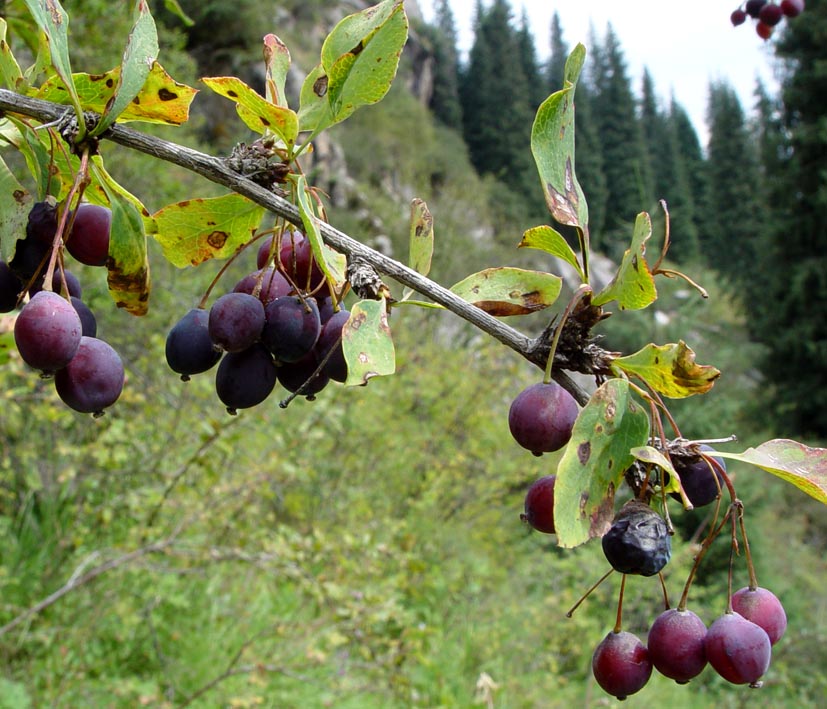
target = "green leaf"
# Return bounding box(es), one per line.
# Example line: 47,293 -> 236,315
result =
88,156 -> 154,233
592,212 -> 657,310
23,0 -> 84,124
162,0 -> 193,26
402,198 -> 433,301
293,174 -> 347,288
2,117 -> 54,198
531,44 -> 588,231
263,34 -> 290,107
90,0 -> 159,137
343,297 -> 395,386
449,267 -> 562,316
37,62 -> 198,126
152,194 -> 264,268
554,378 -> 651,548
611,341 -> 720,398
715,439 -> 827,506
298,0 -> 407,137
0,18 -> 24,90
0,155 -> 33,262
91,161 -> 150,315
519,225 -> 584,281
201,76 -> 298,147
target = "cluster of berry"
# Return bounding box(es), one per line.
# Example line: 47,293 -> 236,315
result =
2,201 -> 124,416
165,230 -> 349,413
731,0 -> 805,39
511,382 -> 786,699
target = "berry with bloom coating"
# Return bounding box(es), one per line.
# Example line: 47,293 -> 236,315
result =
508,382 -> 578,456
592,630 -> 652,699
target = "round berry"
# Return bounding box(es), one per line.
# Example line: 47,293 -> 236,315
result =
166,308 -> 222,380
54,336 -> 124,415
592,630 -> 652,700
66,203 -> 111,267
508,381 -> 578,456
208,292 -> 265,353
731,587 -> 787,645
759,1 -> 784,25
521,475 -> 557,534
705,612 -> 771,686
601,500 -> 672,577
746,0 -> 768,18
215,343 -> 277,414
647,608 -> 708,683
14,291 -> 82,372
781,0 -> 805,17
731,8 -> 748,25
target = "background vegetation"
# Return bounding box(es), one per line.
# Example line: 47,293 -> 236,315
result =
0,0 -> 825,706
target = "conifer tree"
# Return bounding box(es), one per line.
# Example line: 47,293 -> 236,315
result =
640,71 -> 699,261
750,3 -> 827,436
589,25 -> 653,253
427,0 -> 463,131
459,0 -> 536,194
703,81 -> 765,283
670,98 -> 707,250
516,9 -> 546,109
547,11 -> 567,91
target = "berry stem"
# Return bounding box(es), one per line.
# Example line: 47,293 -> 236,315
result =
613,573 -> 627,633
738,508 -> 760,591
677,505 -> 733,611
565,568 -> 613,618
542,283 -> 592,385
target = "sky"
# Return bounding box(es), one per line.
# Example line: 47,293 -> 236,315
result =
416,0 -> 781,145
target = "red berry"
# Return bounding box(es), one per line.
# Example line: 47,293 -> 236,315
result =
521,475 -> 556,534
759,2 -> 784,25
647,609 -> 708,683
705,612 -> 771,686
781,0 -> 805,17
508,382 -> 578,455
756,21 -> 774,39
731,587 -> 787,645
592,631 -> 652,700
66,203 -> 111,267
55,336 -> 124,416
731,8 -> 748,25
14,291 -> 82,372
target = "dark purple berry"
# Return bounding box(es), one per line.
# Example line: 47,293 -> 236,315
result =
215,343 -> 277,414
0,261 -> 23,312
671,444 -> 726,507
592,631 -> 652,700
746,0 -> 768,18
66,203 -> 111,267
315,309 -> 350,382
277,352 -> 329,398
30,269 -> 82,299
277,231 -> 325,292
233,267 -> 291,304
508,382 -> 579,456
165,308 -> 222,380
261,295 -> 321,363
9,232 -> 50,282
601,500 -> 672,577
521,475 -> 556,534
781,0 -> 805,17
731,587 -> 787,645
54,336 -> 124,416
208,292 -> 265,353
647,609 -> 708,683
25,200 -> 59,244
759,1 -> 784,25
71,297 -> 97,337
14,291 -> 82,372
705,612 -> 771,686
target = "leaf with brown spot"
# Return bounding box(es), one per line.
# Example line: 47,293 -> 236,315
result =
263,33 -> 291,108
91,161 -> 150,316
554,378 -> 650,548
0,154 -> 32,262
449,267 -> 562,316
401,198 -> 433,301
611,341 -> 720,398
152,194 -> 265,268
343,297 -> 395,386
202,76 -> 298,146
36,62 -> 197,125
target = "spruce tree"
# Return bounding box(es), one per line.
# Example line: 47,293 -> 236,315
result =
703,81 -> 765,284
670,98 -> 707,251
750,2 -> 827,437
589,25 -> 653,254
640,71 -> 699,262
427,0 -> 463,131
459,0 -> 536,195
547,11 -> 567,91
516,9 -> 546,109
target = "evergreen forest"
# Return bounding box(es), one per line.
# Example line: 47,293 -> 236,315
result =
0,0 -> 826,706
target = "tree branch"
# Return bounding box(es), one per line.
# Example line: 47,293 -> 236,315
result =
0,90 -> 591,404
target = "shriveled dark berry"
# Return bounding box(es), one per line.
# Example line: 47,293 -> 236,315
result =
601,500 -> 672,577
